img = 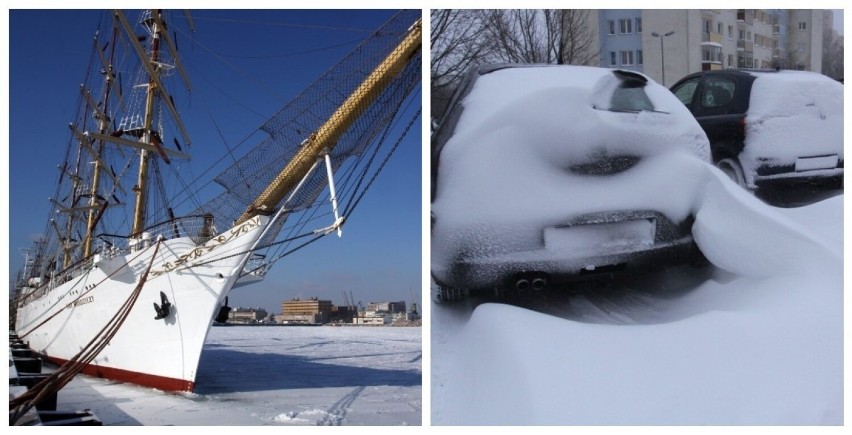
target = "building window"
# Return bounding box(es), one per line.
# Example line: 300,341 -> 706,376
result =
703,19 -> 711,34
610,51 -> 617,66
798,21 -> 807,30
702,46 -> 722,63
637,50 -> 643,65
608,20 -> 615,35
739,29 -> 745,40
619,18 -> 632,34
636,18 -> 642,33
728,25 -> 733,39
717,23 -> 723,34
620,50 -> 634,65
747,31 -> 752,41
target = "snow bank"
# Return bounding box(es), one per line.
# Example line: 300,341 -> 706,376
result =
692,166 -> 841,277
431,65 -> 842,425
432,182 -> 843,425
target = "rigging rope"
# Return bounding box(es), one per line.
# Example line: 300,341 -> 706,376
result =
183,106 -> 420,271
216,37 -> 364,59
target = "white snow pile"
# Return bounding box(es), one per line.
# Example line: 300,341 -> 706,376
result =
740,70 -> 843,183
431,66 -> 842,425
432,170 -> 843,425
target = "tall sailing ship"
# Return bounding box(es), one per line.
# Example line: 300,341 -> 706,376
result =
11,10 -> 421,392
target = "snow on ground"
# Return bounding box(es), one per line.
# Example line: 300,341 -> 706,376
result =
432,179 -> 842,425
55,326 -> 421,425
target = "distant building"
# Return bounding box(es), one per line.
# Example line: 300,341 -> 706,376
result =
367,301 -> 406,314
354,316 -> 388,326
329,305 -> 357,324
228,307 -> 268,324
279,298 -> 333,324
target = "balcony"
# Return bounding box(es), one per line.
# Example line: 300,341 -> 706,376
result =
737,9 -> 754,25
737,40 -> 754,52
702,32 -> 723,44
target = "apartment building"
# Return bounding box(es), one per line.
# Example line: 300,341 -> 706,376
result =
598,9 -> 825,86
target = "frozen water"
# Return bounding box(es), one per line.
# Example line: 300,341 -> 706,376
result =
55,326 -> 421,425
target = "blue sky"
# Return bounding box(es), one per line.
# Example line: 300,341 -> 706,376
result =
6,9 -> 423,314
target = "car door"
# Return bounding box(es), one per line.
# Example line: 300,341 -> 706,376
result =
673,74 -> 748,161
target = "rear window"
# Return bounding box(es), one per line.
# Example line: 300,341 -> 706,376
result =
700,77 -> 736,108
610,75 -> 654,112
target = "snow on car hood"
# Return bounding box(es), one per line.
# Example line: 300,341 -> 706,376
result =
741,71 -> 843,166
432,66 -> 711,281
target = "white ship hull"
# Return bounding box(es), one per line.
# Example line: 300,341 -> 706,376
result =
14,216 -> 268,392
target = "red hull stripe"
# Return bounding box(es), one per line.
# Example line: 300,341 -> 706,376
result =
45,356 -> 194,392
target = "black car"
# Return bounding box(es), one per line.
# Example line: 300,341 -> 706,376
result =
431,64 -> 712,302
670,69 -> 843,190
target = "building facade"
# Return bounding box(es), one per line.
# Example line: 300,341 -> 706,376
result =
598,9 -> 826,86
228,307 -> 269,324
366,301 -> 407,314
279,298 -> 333,324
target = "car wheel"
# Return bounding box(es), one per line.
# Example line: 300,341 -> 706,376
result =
717,157 -> 747,188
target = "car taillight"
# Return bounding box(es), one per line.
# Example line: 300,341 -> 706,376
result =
738,117 -> 747,139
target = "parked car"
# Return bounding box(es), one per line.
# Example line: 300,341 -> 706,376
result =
431,64 -> 712,302
670,69 -> 843,191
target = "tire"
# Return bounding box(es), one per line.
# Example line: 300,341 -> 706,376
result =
716,157 -> 747,188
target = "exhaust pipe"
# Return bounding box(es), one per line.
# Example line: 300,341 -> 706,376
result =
515,279 -> 530,292
531,277 -> 547,291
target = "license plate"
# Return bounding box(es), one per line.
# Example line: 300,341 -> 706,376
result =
795,155 -> 838,172
544,219 -> 655,254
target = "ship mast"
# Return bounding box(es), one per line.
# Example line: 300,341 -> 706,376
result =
81,25 -> 119,258
131,11 -> 162,235
234,18 -> 422,226
100,10 -> 192,241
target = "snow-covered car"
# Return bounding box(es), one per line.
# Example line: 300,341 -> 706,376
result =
670,69 -> 843,191
431,64 -> 712,302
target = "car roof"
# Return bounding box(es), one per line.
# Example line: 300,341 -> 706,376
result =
674,69 -> 757,83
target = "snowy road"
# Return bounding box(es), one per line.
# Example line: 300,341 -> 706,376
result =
55,326 -> 421,425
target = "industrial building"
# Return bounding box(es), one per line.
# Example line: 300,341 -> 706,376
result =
228,307 -> 269,324
278,298 -> 333,324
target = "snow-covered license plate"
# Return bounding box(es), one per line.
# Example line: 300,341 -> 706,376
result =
544,219 -> 655,253
795,155 -> 838,172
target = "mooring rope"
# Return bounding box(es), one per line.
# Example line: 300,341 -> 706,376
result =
10,240 -> 163,424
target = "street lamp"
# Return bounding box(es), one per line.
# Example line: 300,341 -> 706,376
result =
651,30 -> 675,86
